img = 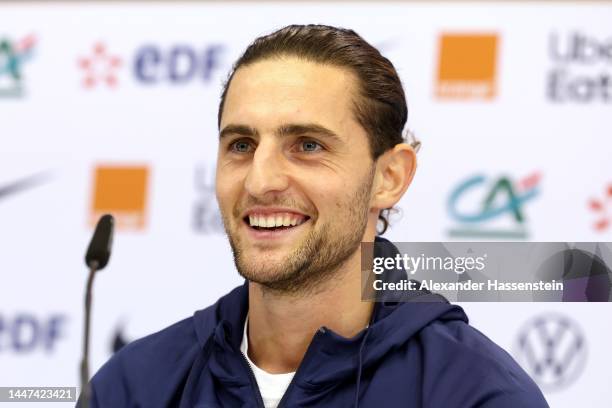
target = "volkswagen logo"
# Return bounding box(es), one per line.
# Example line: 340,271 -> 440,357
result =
514,313 -> 587,391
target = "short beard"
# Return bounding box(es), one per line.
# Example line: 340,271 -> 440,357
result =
222,167 -> 374,297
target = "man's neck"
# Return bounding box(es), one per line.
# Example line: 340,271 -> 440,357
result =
245,251 -> 373,374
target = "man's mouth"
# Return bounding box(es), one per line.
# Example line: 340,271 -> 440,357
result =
243,212 -> 310,232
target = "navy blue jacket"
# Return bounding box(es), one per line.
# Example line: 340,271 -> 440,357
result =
83,241 -> 548,407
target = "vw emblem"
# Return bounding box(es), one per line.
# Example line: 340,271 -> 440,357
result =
514,313 -> 587,391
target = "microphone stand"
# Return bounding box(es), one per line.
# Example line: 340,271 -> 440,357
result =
80,260 -> 99,408
78,213 -> 114,407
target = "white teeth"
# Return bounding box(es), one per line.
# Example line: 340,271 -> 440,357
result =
247,212 -> 307,228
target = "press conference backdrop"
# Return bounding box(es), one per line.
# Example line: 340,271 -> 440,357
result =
1,1 -> 611,406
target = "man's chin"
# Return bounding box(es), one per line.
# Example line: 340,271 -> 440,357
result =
237,262 -> 294,285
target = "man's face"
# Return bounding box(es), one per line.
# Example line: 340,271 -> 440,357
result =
216,57 -> 376,294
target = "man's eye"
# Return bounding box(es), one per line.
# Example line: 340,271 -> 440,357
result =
230,140 -> 253,153
298,140 -> 323,152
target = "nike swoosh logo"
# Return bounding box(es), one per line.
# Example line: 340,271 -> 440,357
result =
0,172 -> 51,201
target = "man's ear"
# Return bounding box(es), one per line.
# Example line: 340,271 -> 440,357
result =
371,143 -> 417,210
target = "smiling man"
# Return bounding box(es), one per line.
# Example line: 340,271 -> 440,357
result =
81,25 -> 548,407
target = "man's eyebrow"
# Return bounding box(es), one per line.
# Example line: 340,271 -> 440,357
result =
219,123 -> 342,142
277,123 -> 342,142
219,124 -> 259,140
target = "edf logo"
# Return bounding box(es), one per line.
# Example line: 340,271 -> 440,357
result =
134,44 -> 225,84
0,313 -> 66,353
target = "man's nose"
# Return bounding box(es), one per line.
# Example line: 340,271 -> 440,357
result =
244,140 -> 290,198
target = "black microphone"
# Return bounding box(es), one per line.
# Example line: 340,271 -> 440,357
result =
85,214 -> 114,269
79,214 -> 115,408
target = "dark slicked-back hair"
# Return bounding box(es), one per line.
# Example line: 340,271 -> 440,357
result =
218,24 -> 409,234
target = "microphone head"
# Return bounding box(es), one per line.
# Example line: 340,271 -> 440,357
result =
85,214 -> 115,270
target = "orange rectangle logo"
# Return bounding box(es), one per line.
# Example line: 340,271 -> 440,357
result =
436,34 -> 499,100
90,165 -> 149,230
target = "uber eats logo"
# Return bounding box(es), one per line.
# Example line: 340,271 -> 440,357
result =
548,32 -> 612,103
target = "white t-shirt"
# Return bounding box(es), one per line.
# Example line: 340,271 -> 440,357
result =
240,317 -> 296,408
